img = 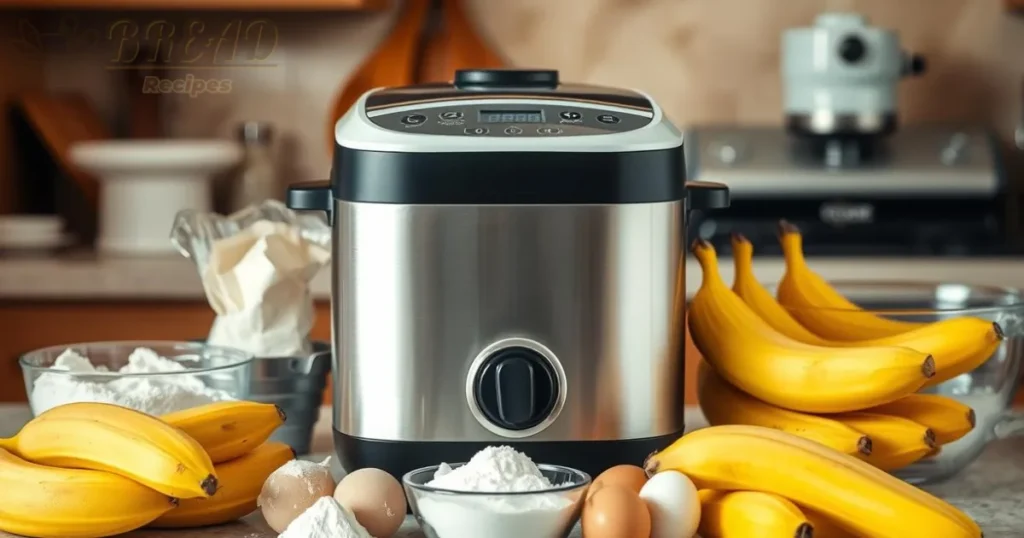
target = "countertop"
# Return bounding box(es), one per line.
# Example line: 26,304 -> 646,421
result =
0,405 -> 1021,537
3,254 -> 1024,300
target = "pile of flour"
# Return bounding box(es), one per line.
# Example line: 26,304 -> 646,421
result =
279,497 -> 373,538
428,445 -> 556,493
29,347 -> 234,416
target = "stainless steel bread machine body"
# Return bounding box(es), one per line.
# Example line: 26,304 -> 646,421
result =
287,69 -> 728,480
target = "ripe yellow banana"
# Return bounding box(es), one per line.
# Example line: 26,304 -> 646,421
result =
0,447 -> 176,538
698,489 -> 813,538
162,401 -> 287,463
689,239 -> 934,413
644,425 -> 980,538
1,402 -> 218,499
697,362 -> 871,457
150,441 -> 296,528
830,412 -> 935,472
732,232 -> 1003,386
866,394 -> 976,445
776,221 -> 923,340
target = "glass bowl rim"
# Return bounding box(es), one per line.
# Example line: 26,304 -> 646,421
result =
403,462 -> 592,496
19,340 -> 254,378
760,279 -> 1024,316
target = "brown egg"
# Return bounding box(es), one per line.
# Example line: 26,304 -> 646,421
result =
589,465 -> 648,498
257,459 -> 336,533
334,468 -> 407,538
582,484 -> 652,538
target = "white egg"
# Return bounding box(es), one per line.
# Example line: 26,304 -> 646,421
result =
638,470 -> 701,538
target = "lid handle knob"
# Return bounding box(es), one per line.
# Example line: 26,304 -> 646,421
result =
454,69 -> 559,90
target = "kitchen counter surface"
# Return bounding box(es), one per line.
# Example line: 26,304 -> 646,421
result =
3,254 -> 1024,300
0,406 -> 1021,536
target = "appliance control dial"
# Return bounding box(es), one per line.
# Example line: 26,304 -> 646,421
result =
837,35 -> 866,63
472,346 -> 560,432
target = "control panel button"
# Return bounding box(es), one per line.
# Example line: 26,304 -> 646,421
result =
596,114 -> 621,124
559,111 -> 581,120
464,127 -> 489,135
537,127 -> 562,135
504,126 -> 523,135
439,111 -> 464,120
401,114 -> 427,125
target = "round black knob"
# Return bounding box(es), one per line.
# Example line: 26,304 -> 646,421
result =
473,347 -> 559,431
837,35 -> 866,63
904,53 -> 927,76
454,69 -> 559,90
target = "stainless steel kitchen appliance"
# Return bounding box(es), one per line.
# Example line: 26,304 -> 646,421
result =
286,68 -> 728,479
687,13 -> 1006,256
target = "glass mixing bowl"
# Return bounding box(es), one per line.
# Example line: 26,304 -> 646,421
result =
403,463 -> 590,538
20,340 -> 253,416
778,281 -> 1024,484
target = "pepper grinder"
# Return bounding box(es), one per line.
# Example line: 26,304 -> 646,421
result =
230,121 -> 278,212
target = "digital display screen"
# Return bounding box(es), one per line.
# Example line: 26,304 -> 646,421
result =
479,110 -> 544,123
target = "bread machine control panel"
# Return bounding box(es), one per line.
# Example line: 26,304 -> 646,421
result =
363,69 -> 656,137
367,104 -> 653,137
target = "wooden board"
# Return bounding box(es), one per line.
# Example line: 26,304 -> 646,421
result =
0,301 -> 1020,406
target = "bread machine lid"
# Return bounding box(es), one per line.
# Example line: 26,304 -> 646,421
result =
324,69 -> 695,205
335,69 -> 682,154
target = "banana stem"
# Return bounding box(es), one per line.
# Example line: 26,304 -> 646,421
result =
777,220 -> 806,267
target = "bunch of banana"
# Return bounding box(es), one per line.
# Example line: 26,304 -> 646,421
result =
150,400 -> 295,528
0,402 -> 219,498
645,425 -> 981,538
0,400 -> 291,536
697,489 -> 813,538
700,229 -> 990,471
689,239 -> 935,414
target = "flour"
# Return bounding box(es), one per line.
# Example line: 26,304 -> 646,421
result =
416,446 -> 579,538
29,347 -> 234,416
428,446 -> 554,493
279,496 -> 374,538
275,457 -> 332,495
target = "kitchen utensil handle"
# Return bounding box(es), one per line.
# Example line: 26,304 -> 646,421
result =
686,181 -> 730,211
994,412 -> 1024,438
287,180 -> 333,224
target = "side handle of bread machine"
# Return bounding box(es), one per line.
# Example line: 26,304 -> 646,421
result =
686,181 -> 730,211
287,180 -> 333,225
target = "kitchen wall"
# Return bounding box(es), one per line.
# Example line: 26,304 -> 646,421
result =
27,0 -> 1024,181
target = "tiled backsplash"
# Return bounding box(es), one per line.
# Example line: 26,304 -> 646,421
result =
30,0 -> 1024,180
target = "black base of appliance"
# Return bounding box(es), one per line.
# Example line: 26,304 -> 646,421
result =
334,429 -> 683,484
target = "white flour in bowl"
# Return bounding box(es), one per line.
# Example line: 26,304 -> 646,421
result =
416,446 -> 580,538
29,347 -> 234,416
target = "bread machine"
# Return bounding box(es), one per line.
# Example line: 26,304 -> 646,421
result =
287,68 -> 729,479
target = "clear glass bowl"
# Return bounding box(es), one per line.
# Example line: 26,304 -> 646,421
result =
778,281 -> 1024,484
20,340 -> 253,416
403,463 -> 591,538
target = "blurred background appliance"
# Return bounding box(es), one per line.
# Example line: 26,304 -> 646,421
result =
687,12 -> 1008,257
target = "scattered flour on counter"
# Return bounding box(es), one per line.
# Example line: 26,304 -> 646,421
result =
29,347 -> 234,416
279,496 -> 374,538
